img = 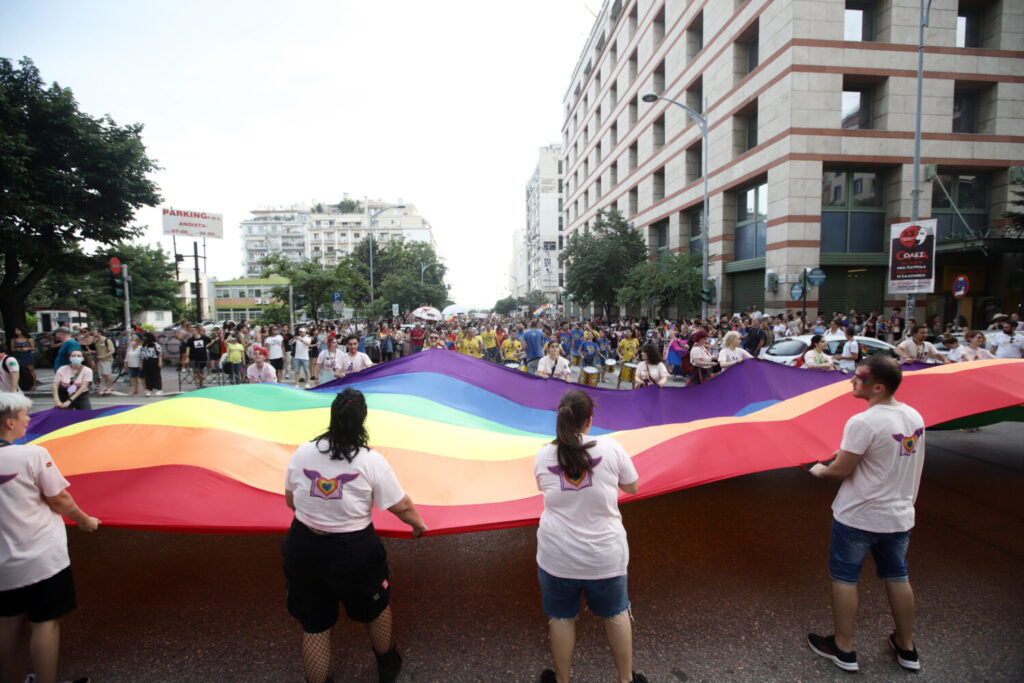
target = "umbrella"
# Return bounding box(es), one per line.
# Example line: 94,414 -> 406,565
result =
442,304 -> 469,317
412,306 -> 443,321
533,303 -> 555,316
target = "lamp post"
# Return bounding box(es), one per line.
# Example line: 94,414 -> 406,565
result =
420,261 -> 436,284
908,0 -> 934,328
366,202 -> 406,314
642,92 -> 711,321
74,289 -> 82,329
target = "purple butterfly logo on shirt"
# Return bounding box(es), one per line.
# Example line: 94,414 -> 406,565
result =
0,473 -> 16,486
547,456 -> 602,491
303,469 -> 359,500
891,427 -> 924,457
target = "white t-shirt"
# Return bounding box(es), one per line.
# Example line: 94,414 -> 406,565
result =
292,335 -> 311,361
125,345 -> 142,368
339,351 -> 374,374
803,349 -> 833,369
537,355 -> 571,380
717,347 -> 752,367
0,354 -> 20,393
897,339 -> 937,361
992,332 -> 1024,359
0,444 -> 71,590
833,401 -> 926,533
285,442 -> 405,533
535,436 -> 638,579
54,364 -> 94,391
636,360 -> 669,385
838,340 -> 860,373
958,345 -> 994,361
246,363 -> 277,383
265,334 -> 284,360
316,348 -> 343,377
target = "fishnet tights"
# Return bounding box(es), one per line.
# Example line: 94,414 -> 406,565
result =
301,630 -> 332,683
366,606 -> 395,655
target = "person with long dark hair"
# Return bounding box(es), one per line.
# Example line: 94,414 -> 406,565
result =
282,388 -> 427,683
139,332 -> 163,396
634,344 -> 669,388
534,390 -> 646,683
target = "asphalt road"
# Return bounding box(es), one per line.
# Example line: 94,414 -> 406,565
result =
14,419 -> 1015,682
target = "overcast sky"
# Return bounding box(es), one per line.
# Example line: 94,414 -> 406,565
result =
2,1 -> 597,307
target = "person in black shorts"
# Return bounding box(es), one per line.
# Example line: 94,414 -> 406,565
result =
282,388 -> 428,683
0,393 -> 99,683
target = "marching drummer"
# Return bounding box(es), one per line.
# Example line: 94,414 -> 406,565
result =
616,330 -> 640,390
577,331 -> 603,384
537,341 -> 572,381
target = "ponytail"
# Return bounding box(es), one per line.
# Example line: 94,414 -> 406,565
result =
553,390 -> 596,480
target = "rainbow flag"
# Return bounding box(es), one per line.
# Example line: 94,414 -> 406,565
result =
25,355 -> 1024,535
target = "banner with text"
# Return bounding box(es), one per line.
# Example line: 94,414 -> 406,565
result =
162,208 -> 223,239
887,219 -> 936,294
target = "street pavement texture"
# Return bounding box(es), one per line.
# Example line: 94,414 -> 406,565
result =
38,421 -> 1023,682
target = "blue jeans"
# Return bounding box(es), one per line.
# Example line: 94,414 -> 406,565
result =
829,518 -> 911,585
537,567 -> 629,619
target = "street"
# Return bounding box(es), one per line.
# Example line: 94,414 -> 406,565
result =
37,420 -> 1023,682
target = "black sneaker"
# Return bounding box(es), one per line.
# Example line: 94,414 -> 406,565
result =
375,647 -> 402,683
632,673 -> 649,683
889,632 -> 921,671
807,633 -> 859,672
539,669 -> 557,683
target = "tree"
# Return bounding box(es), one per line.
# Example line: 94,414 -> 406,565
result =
260,253 -> 368,320
338,198 -> 363,213
617,252 -> 703,318
521,290 -> 550,309
560,209 -> 647,319
493,296 -> 519,316
0,58 -> 161,341
348,236 -> 449,315
258,304 -> 290,326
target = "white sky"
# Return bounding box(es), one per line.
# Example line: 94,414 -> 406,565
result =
1,1 -> 597,307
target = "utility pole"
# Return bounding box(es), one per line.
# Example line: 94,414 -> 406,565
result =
122,264 -> 132,336
193,241 -> 203,321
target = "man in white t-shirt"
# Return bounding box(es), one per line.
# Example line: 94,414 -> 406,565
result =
0,393 -> 100,683
895,325 -> 949,364
0,353 -> 20,394
338,335 -> 374,377
991,321 -> 1024,359
807,355 -> 925,673
290,328 -> 312,388
264,327 -> 285,382
837,327 -> 860,374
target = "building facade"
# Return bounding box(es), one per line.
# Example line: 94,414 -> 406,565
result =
525,145 -> 566,302
509,228 -> 530,298
240,208 -> 309,277
212,276 -> 289,322
562,0 -> 1023,325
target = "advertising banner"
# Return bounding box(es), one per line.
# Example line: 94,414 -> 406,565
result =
887,219 -> 936,294
541,257 -> 557,289
162,208 -> 223,239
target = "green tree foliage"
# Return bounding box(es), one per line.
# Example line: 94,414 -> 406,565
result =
560,209 -> 647,319
258,304 -> 291,326
617,252 -> 703,318
337,199 -> 363,213
348,236 -> 449,315
492,296 -> 519,316
260,253 -> 369,320
0,58 -> 161,340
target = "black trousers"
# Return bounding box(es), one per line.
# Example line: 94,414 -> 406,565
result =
142,358 -> 162,390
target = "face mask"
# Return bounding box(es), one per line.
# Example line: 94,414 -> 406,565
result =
70,357 -> 84,366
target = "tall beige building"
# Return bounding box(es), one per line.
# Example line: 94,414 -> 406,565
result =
562,0 -> 1023,325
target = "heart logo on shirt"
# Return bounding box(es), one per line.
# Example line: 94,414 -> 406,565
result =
302,469 -> 359,500
547,456 -> 603,491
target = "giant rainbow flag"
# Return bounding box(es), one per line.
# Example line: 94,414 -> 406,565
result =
25,354 -> 1024,536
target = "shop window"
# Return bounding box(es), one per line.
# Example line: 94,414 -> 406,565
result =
820,170 -> 885,253
735,182 -> 767,261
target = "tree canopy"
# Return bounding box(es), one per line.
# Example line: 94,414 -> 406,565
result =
348,236 -> 449,315
616,251 -> 703,319
560,209 -> 647,318
259,254 -> 368,321
0,57 -> 161,339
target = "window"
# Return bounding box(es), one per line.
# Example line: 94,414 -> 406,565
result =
155,311 -> 165,321
610,82 -> 618,108
653,8 -> 665,45
353,232 -> 360,239
653,167 -> 665,202
687,209 -> 704,254
820,171 -> 886,253
610,121 -> 618,147
611,160 -> 618,186
629,50 -> 638,81
215,288 -> 230,298
653,114 -> 665,149
653,219 -> 669,258
842,88 -> 872,129
956,6 -> 981,48
653,61 -> 665,94
735,20 -> 759,80
735,183 -> 767,260
686,77 -> 703,115
629,186 -> 638,216
629,97 -> 638,126
686,141 -> 703,182
844,1 -> 874,41
232,287 -> 246,298
952,88 -> 979,133
629,142 -> 638,172
686,11 -> 704,60
596,177 -> 603,199
932,173 -> 989,239
734,100 -> 758,155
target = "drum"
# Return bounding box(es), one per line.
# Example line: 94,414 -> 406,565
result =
581,366 -> 600,386
505,362 -> 521,371
604,358 -> 617,375
620,362 -> 637,383
572,355 -> 581,366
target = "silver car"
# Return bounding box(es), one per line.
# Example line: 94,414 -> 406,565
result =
759,334 -> 898,368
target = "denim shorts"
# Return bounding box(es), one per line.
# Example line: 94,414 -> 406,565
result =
293,358 -> 310,371
829,518 -> 911,585
537,567 -> 629,619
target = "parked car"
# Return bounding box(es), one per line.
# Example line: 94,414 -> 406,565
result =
759,334 -> 897,368
933,329 -> 999,358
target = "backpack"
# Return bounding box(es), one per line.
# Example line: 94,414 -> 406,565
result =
677,344 -> 695,376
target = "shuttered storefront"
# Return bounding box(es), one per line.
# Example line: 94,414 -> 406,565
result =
730,270 -> 765,315
816,267 -> 886,318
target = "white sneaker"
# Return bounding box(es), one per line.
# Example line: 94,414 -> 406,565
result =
154,390 -> 164,396
145,391 -> 152,396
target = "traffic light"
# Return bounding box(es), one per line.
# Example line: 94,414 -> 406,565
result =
701,281 -> 715,304
109,272 -> 124,298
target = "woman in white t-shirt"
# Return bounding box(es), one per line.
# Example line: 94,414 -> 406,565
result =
959,331 -> 996,361
290,328 -> 312,388
282,388 -> 427,683
802,335 -> 837,371
313,337 -> 343,386
124,333 -> 143,395
52,349 -> 94,410
534,390 -> 642,683
635,343 -> 669,387
537,341 -> 571,381
717,331 -> 754,371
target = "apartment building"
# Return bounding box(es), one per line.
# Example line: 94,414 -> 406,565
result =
525,145 -> 567,302
562,0 -> 1023,325
510,228 -> 530,298
240,208 -> 309,277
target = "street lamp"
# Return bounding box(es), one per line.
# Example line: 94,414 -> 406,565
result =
907,0 -> 934,327
642,91 -> 711,321
420,261 -> 437,284
366,202 -> 406,313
